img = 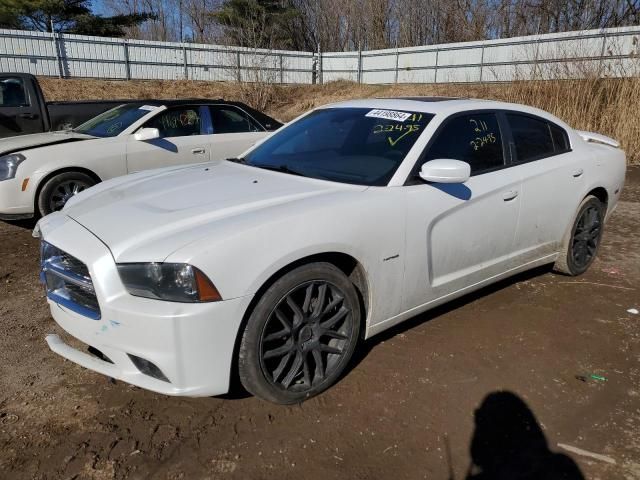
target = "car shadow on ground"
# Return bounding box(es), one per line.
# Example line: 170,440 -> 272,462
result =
223,264 -> 557,401
2,218 -> 37,231
348,264 -> 555,372
461,390 -> 585,480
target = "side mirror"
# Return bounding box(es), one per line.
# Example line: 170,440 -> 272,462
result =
419,159 -> 470,184
134,127 -> 160,141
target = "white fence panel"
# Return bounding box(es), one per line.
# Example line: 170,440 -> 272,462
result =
0,26 -> 639,85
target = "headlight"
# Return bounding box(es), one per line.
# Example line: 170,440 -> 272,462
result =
117,263 -> 221,303
0,153 -> 26,181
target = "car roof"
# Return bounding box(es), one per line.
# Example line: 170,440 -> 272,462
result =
126,98 -> 223,106
319,97 -> 570,128
381,96 -> 466,102
121,99 -> 282,130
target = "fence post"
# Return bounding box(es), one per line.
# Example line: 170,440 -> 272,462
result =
598,31 -> 608,75
123,40 -> 131,80
183,46 -> 188,80
479,44 -> 485,83
51,32 -> 63,78
434,48 -> 439,84
357,48 -> 362,83
532,35 -> 541,80
236,51 -> 242,82
317,43 -> 323,85
394,48 -> 399,83
279,54 -> 284,84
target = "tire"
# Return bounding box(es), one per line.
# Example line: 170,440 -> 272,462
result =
37,171 -> 96,217
238,262 -> 361,404
553,195 -> 605,276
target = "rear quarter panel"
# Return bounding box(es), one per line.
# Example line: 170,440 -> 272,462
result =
573,133 -> 627,218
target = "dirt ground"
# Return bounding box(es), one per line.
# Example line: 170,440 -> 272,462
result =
0,168 -> 638,480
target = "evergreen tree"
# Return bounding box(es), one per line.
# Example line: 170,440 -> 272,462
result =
0,0 -> 152,36
213,0 -> 299,49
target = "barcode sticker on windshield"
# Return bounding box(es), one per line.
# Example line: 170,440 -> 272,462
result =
366,109 -> 411,122
139,105 -> 157,111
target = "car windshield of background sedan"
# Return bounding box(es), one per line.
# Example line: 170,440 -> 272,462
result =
244,107 -> 434,186
74,104 -> 157,138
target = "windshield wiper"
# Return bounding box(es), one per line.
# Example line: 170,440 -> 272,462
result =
226,157 -> 247,164
255,164 -> 307,177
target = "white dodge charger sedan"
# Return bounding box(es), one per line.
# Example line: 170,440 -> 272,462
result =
0,99 -> 280,219
36,98 -> 626,404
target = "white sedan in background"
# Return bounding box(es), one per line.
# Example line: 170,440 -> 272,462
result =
0,99 -> 280,219
36,98 -> 626,404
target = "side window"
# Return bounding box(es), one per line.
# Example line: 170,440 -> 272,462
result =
209,105 -> 262,134
0,77 -> 28,107
550,123 -> 570,153
506,114 -> 555,162
424,113 -> 504,175
144,106 -> 202,137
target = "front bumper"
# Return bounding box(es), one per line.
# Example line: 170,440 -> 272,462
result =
0,172 -> 42,218
40,213 -> 253,397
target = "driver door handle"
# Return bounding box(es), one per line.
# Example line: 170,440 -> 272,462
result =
191,148 -> 206,155
572,168 -> 584,178
502,190 -> 519,201
19,113 -> 38,119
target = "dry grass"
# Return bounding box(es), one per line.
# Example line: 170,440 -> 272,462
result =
38,76 -> 640,164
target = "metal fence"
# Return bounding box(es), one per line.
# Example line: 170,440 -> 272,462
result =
321,26 -> 640,83
1,26 -> 639,85
0,29 -> 315,83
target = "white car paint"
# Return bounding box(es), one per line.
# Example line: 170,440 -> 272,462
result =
36,98 -> 626,398
0,103 -> 270,218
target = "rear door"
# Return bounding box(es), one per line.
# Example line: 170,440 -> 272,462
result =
505,112 -> 584,262
0,75 -> 44,137
126,105 -> 210,173
402,111 -> 522,309
208,104 -> 267,160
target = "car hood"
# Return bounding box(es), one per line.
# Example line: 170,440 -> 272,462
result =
64,161 -> 365,261
0,131 -> 95,155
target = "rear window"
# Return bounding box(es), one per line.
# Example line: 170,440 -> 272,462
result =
507,113 -> 570,162
0,77 -> 28,107
209,105 -> 263,133
550,123 -> 570,152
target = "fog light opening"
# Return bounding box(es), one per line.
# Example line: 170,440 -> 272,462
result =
128,354 -> 170,383
87,345 -> 114,364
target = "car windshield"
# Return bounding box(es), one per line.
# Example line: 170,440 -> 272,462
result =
243,107 -> 434,186
74,104 -> 157,137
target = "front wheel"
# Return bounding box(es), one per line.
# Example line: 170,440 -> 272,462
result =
553,195 -> 605,276
238,263 -> 361,404
37,171 -> 96,217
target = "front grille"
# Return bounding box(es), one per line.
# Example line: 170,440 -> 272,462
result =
40,241 -> 101,320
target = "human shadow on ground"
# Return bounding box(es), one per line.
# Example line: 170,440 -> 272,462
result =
463,390 -> 584,480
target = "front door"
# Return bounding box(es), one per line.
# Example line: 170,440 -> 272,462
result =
0,75 -> 44,138
126,105 -> 210,173
402,112 -> 522,311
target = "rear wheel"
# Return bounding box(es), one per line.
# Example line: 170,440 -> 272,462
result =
553,195 -> 604,276
238,263 -> 361,404
37,171 -> 96,217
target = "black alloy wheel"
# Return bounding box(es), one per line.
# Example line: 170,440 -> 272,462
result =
570,202 -> 602,270
554,195 -> 605,276
238,262 -> 361,404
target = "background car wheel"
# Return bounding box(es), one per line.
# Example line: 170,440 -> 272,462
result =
553,195 -> 605,276
37,171 -> 96,217
238,262 -> 361,404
